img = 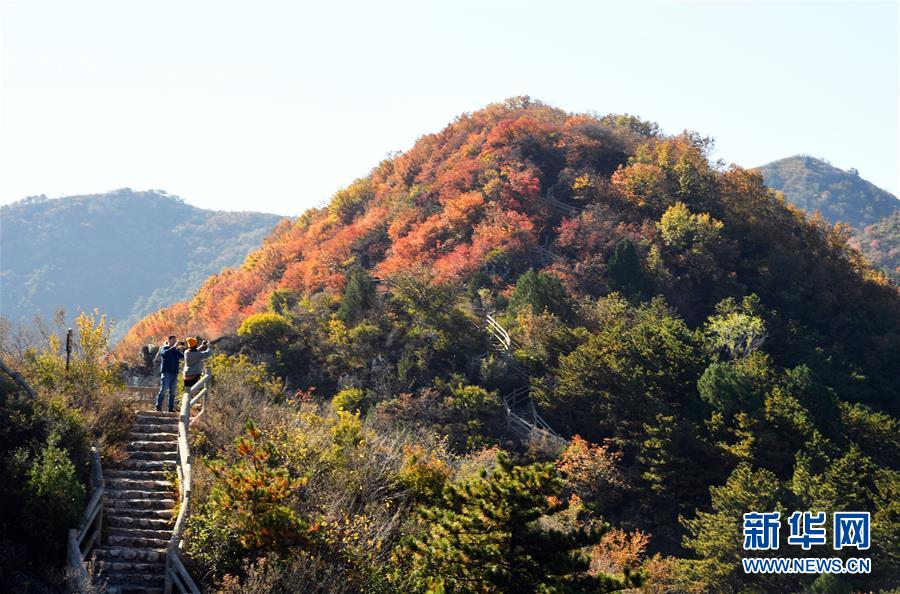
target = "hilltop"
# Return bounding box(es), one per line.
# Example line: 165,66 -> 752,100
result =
120,97 -> 900,409
121,100 -> 898,405
0,189 -> 283,336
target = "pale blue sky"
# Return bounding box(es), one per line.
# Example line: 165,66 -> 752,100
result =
1,1 -> 897,216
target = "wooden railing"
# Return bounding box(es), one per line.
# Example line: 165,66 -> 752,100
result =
480,311 -> 563,447
485,314 -> 512,350
164,373 -> 210,594
529,244 -> 562,264
544,181 -> 584,216
67,447 -> 104,593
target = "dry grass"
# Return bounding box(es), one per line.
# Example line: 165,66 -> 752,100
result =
218,554 -> 358,594
80,387 -> 136,461
182,362 -> 460,591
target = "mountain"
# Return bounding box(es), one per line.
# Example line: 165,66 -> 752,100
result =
119,97 -> 900,414
757,155 -> 899,230
40,98 -> 900,591
0,189 -> 283,336
758,155 -> 899,280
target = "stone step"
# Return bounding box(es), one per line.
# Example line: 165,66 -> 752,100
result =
107,478 -> 174,491
101,577 -> 164,594
106,489 -> 176,501
125,451 -> 178,462
93,546 -> 166,563
104,497 -> 176,511
105,514 -> 175,529
98,575 -> 163,594
126,441 -> 178,453
105,585 -> 163,594
85,407 -> 187,594
107,527 -> 172,541
90,556 -> 165,593
106,469 -> 171,482
125,432 -> 177,442
93,560 -> 166,574
131,421 -> 179,432
114,459 -> 176,472
103,505 -> 175,522
96,572 -> 165,588
135,411 -> 179,421
98,572 -> 165,585
132,420 -> 178,430
107,534 -> 170,549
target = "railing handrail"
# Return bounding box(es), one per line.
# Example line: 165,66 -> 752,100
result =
485,314 -> 512,350
188,374 -> 211,428
164,372 -> 209,594
485,313 -> 563,442
529,245 -> 562,263
67,447 -> 104,593
0,356 -> 36,399
378,274 -> 563,445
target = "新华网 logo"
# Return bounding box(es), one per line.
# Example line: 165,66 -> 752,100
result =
740,511 -> 871,575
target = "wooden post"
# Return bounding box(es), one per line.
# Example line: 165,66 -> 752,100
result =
65,328 -> 73,371
67,528 -> 78,591
164,555 -> 173,594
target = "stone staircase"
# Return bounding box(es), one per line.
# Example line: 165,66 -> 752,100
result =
91,410 -> 178,593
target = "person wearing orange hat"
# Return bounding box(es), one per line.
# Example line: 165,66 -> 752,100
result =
183,336 -> 212,390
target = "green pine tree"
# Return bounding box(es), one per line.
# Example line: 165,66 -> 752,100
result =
337,266 -> 376,325
508,269 -> 575,322
401,452 -> 641,593
639,413 -> 723,520
606,239 -> 649,298
681,462 -> 796,594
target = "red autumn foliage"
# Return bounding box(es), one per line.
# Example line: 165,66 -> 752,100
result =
116,99 -> 661,356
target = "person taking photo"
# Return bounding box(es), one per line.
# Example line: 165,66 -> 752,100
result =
183,337 -> 212,390
154,335 -> 184,412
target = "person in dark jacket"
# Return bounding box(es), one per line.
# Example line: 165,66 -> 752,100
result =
155,335 -> 184,412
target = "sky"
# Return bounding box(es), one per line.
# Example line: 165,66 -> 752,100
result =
1,1 -> 897,217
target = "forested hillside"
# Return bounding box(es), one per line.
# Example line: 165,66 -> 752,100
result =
114,98 -> 900,592
0,189 -> 282,337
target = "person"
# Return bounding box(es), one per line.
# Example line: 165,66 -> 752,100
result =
155,335 -> 184,412
183,337 -> 212,390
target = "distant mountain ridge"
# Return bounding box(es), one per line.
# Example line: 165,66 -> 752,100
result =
758,155 -> 898,229
758,155 -> 899,279
0,189 -> 283,337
